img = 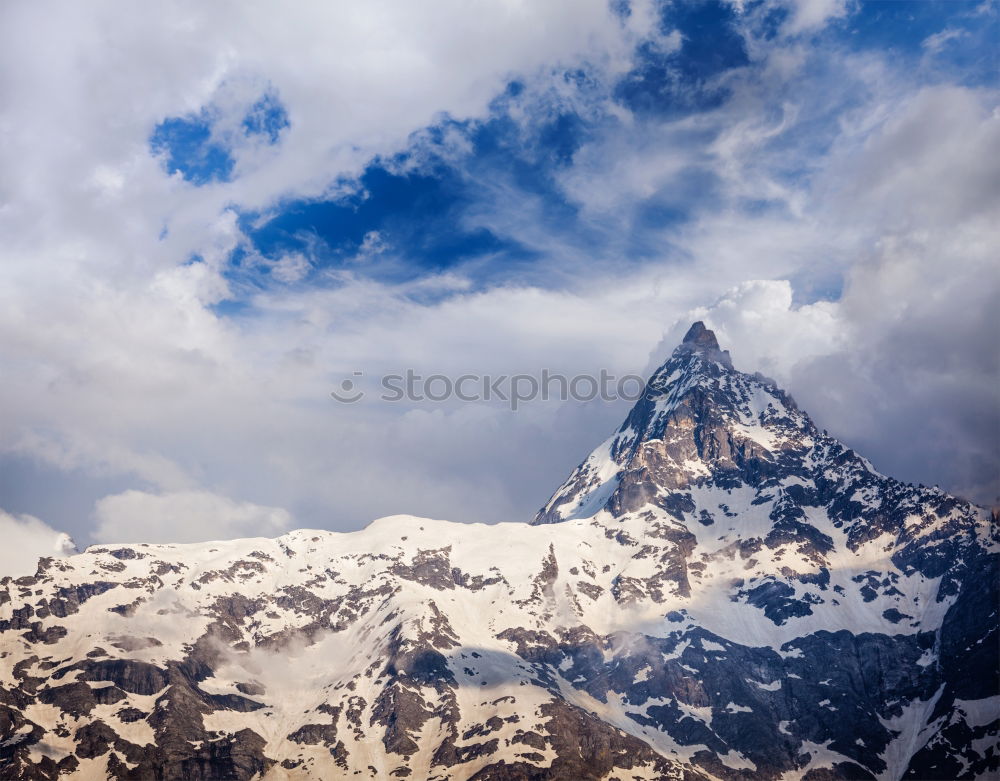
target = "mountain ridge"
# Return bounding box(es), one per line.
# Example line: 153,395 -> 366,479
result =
1,324 -> 996,780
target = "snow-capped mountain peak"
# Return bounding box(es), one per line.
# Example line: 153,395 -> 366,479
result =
673,320 -> 733,366
534,321 -> 815,525
1,325 -> 996,780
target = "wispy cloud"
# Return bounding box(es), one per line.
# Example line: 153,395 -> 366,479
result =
922,27 -> 968,55
94,490 -> 292,544
0,509 -> 76,578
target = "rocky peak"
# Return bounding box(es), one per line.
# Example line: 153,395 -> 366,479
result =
673,320 -> 733,368
682,320 -> 717,349
534,323 -> 812,523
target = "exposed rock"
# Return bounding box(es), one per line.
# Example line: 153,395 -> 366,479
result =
0,324 -> 995,780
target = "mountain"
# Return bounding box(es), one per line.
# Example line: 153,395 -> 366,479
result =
1,323 -> 997,780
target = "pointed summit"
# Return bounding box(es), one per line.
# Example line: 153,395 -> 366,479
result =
533,323 -> 812,524
675,321 -> 732,368
682,321 -> 719,350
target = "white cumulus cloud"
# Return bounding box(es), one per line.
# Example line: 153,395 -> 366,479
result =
0,509 -> 76,579
93,490 -> 293,544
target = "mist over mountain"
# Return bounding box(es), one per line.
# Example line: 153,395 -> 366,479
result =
2,325 -> 996,780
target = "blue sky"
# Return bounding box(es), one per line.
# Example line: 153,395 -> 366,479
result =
146,0 -> 996,300
0,0 -> 997,563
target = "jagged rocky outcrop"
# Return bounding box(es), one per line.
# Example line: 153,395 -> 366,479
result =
1,324 -> 996,779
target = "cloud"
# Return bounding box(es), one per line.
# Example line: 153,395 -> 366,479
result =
356,231 -> 390,261
269,252 -> 312,283
0,1 -> 995,548
93,490 -> 293,544
682,280 -> 841,377
921,27 -> 968,55
0,509 -> 76,579
780,0 -> 851,35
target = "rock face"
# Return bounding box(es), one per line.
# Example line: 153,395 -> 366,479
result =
1,324 -> 997,780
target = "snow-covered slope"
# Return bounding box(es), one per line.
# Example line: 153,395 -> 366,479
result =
1,324 -> 997,780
